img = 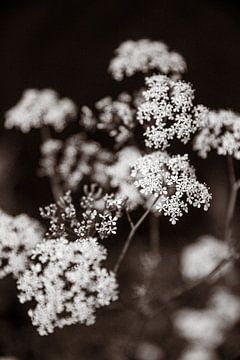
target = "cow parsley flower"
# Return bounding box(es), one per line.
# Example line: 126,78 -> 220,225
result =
131,152 -> 211,224
181,235 -> 230,281
40,186 -> 125,241
173,308 -> 225,347
0,210 -> 43,279
39,134 -> 113,191
194,109 -> 240,159
179,345 -> 218,360
5,89 -> 77,132
95,94 -> 135,145
137,75 -> 208,150
104,146 -> 144,210
109,39 -> 186,81
17,236 -> 118,335
208,287 -> 240,326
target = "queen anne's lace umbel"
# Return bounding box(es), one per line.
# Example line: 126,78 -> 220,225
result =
17,236 -> 118,335
104,146 -> 144,210
39,134 -> 113,191
109,39 -> 186,81
137,75 -> 208,150
181,235 -> 230,281
131,152 -> 211,224
194,109 -> 240,159
5,89 -> 77,132
0,210 -> 43,279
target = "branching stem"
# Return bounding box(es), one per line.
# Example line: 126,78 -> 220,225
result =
114,197 -> 159,273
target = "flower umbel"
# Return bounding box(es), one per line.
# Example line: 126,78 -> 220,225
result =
109,39 -> 186,81
5,89 -> 77,132
131,152 -> 211,224
17,236 -> 118,335
137,75 -> 208,150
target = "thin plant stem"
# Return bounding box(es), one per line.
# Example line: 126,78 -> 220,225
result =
224,156 -> 240,243
149,213 -> 160,253
125,208 -> 134,229
114,197 -> 159,273
40,127 -> 63,202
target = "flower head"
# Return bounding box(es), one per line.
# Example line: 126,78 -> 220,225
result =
39,134 -> 113,191
131,152 -> 211,224
0,210 -> 43,279
5,89 -> 77,132
17,236 -> 118,335
181,235 -> 230,281
109,39 -> 186,81
137,75 -> 208,150
194,109 -> 240,159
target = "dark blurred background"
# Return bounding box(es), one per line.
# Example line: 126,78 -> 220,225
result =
0,1 -> 240,359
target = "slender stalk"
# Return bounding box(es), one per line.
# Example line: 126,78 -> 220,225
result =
149,213 -> 160,253
224,156 -> 240,243
40,127 -> 63,201
114,197 -> 159,273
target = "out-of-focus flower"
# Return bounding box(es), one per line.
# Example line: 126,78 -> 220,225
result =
208,287 -> 240,326
5,89 -> 77,132
39,134 -> 113,191
194,110 -> 240,159
0,210 -> 43,279
80,93 -> 136,146
179,345 -> 219,360
181,236 -> 230,281
173,308 -> 225,347
17,236 -> 118,335
131,152 -> 211,224
109,39 -> 186,81
137,75 -> 208,150
104,146 -> 144,210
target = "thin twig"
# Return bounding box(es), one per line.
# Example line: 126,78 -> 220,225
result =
40,127 -> 63,201
224,156 -> 240,243
125,208 -> 134,229
114,197 -> 159,273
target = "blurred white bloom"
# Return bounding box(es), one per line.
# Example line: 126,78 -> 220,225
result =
131,152 -> 211,224
194,110 -> 240,159
39,134 -> 113,191
96,94 -> 135,145
173,308 -> 225,347
208,287 -> 240,326
5,89 -> 77,132
181,236 -> 230,281
109,39 -> 186,80
105,146 -> 144,210
17,236 -> 118,335
0,210 -> 43,279
137,75 -> 208,150
179,345 -> 219,360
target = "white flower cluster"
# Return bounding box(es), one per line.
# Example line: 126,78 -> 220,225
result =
131,152 -> 211,224
109,39 -> 186,81
194,109 -> 240,159
173,287 -> 240,353
40,187 -> 125,241
137,75 -> 208,150
0,210 -> 43,279
179,345 -> 218,360
17,236 -> 118,335
181,235 -> 230,281
5,89 -> 77,132
104,146 -> 144,210
80,94 -> 136,146
39,134 -> 113,191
